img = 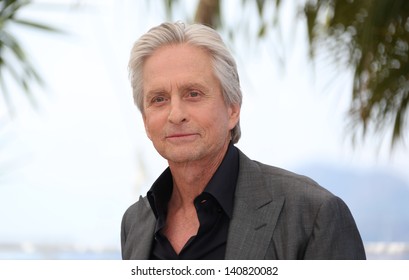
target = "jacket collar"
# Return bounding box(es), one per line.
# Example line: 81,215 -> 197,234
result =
133,149 -> 285,259
225,149 -> 285,259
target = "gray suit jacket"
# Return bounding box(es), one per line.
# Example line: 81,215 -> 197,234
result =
121,150 -> 366,259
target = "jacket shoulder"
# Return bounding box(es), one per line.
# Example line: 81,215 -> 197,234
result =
121,195 -> 155,259
238,150 -> 334,201
122,196 -> 152,234
237,150 -> 365,259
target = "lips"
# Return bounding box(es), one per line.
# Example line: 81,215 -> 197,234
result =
166,133 -> 197,139
165,132 -> 200,143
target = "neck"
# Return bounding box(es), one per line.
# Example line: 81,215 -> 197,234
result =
168,142 -> 230,209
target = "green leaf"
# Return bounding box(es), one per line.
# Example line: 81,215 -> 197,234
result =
12,18 -> 62,33
0,0 -> 57,116
256,0 -> 266,17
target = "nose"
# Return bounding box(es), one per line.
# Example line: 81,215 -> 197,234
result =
168,98 -> 187,124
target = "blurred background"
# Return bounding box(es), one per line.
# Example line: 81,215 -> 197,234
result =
0,0 -> 408,259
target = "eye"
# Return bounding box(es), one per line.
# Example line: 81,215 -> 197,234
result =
151,96 -> 167,103
187,91 -> 201,98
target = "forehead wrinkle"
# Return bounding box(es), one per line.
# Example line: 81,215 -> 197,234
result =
176,81 -> 208,92
145,81 -> 173,97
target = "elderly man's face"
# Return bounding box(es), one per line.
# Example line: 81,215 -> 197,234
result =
142,43 -> 240,165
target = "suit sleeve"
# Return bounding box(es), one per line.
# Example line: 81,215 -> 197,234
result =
120,206 -> 130,259
303,196 -> 366,259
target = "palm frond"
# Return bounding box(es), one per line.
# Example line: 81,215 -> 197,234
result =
304,0 -> 409,146
0,0 -> 59,116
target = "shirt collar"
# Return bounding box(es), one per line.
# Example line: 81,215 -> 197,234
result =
147,142 -> 239,220
201,142 -> 238,218
147,167 -> 173,220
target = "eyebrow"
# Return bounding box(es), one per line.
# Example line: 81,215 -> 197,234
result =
146,82 -> 208,97
145,88 -> 167,97
178,82 -> 208,92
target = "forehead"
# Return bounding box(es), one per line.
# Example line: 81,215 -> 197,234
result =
142,43 -> 216,87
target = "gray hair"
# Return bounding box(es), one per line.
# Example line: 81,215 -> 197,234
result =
128,22 -> 242,143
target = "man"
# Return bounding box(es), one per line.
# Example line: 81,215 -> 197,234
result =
121,22 -> 366,260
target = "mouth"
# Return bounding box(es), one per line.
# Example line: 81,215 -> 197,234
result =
165,133 -> 199,142
166,133 -> 197,139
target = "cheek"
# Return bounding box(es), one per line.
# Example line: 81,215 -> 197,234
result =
143,115 -> 154,140
143,112 -> 165,139
143,121 -> 152,140
206,112 -> 231,135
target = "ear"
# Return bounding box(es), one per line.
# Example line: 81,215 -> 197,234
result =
227,103 -> 241,130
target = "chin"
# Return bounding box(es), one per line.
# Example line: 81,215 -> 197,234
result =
162,149 -> 203,164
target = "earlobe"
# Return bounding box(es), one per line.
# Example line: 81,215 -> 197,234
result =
228,103 -> 241,129
230,103 -> 241,118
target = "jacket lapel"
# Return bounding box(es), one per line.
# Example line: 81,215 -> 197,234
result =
225,151 -> 285,259
125,196 -> 156,259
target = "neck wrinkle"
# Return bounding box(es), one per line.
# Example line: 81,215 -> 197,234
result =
168,141 -> 229,209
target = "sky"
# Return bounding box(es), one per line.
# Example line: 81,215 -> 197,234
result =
1,0 -> 408,255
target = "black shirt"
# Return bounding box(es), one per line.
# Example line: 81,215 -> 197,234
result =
147,143 -> 239,259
